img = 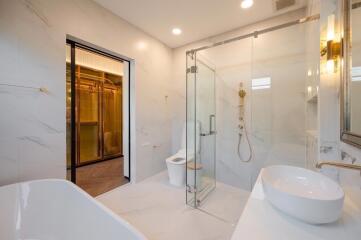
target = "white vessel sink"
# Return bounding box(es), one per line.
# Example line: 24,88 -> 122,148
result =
262,165 -> 344,224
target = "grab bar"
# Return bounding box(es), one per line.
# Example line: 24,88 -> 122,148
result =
210,114 -> 216,134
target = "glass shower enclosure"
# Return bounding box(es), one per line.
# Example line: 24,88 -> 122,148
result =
186,52 -> 217,207
185,14 -> 320,209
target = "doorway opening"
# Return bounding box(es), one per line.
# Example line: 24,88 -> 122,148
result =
66,39 -> 131,196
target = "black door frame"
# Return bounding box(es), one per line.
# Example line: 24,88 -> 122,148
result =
66,38 -> 132,183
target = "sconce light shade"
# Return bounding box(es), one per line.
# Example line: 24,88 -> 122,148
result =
327,14 -> 335,41
321,14 -> 341,73
327,59 -> 335,73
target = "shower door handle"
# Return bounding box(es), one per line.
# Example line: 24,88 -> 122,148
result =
200,114 -> 216,136
209,114 -> 216,135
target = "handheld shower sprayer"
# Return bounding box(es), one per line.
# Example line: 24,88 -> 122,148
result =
237,83 -> 253,163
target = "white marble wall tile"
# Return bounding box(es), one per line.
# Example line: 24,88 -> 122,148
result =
0,0 -> 173,185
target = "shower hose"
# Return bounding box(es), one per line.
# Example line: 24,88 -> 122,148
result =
237,121 -> 253,162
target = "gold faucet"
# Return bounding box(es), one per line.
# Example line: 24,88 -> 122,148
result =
316,161 -> 361,174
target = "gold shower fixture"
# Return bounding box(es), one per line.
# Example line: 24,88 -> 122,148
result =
239,89 -> 247,98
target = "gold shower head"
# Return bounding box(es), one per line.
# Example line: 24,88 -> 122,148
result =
239,89 -> 246,98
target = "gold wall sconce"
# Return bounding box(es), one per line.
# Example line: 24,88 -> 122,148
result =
321,14 -> 342,73
326,39 -> 341,61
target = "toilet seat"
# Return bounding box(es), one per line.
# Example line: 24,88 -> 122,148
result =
166,149 -> 187,165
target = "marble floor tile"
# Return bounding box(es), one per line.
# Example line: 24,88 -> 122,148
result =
97,171 -> 250,240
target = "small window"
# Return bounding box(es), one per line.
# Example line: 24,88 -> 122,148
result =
352,67 -> 361,81
252,77 -> 271,90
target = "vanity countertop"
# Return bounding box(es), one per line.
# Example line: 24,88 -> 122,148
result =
231,169 -> 361,240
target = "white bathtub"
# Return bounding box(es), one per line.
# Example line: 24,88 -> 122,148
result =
0,179 -> 147,240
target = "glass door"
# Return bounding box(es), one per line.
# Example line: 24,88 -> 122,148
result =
186,52 -> 197,206
249,22 -> 310,185
66,41 -> 128,194
66,43 -> 73,181
186,52 -> 216,207
72,46 -> 124,166
103,73 -> 123,159
76,63 -> 102,165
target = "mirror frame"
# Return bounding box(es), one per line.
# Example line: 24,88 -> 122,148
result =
340,0 -> 361,148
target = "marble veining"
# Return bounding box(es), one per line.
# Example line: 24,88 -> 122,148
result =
18,136 -> 51,149
22,0 -> 51,27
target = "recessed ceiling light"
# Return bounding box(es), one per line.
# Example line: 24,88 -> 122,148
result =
241,0 -> 253,9
172,28 -> 182,35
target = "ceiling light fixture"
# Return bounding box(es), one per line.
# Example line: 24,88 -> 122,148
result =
172,28 -> 182,35
241,0 -> 254,9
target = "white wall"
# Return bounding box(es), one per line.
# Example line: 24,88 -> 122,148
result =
0,0 -> 172,185
172,9 -> 311,190
318,0 -> 341,162
305,0 -> 320,134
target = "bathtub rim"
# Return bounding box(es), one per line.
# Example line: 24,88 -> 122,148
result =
0,178 -> 147,240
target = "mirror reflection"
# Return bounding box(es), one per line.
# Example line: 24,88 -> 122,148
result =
347,0 -> 361,136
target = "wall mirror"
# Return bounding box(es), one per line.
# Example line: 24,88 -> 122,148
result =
341,0 -> 361,147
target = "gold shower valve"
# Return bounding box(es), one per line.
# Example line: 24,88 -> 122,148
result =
239,89 -> 246,98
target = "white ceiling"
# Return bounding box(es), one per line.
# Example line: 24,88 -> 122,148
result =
94,0 -> 307,48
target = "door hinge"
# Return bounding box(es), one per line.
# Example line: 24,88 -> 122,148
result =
187,184 -> 197,193
187,66 -> 198,74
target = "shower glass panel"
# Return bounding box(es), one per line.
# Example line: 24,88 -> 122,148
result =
195,58 -> 216,203
186,52 -> 216,207
184,14 -> 319,222
186,52 -> 196,206
197,38 -> 254,193
250,23 -> 309,183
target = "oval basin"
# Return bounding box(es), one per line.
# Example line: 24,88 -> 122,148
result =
262,165 -> 344,224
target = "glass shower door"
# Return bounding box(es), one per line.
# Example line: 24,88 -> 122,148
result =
186,52 -> 216,207
186,52 -> 197,206
250,22 -> 310,184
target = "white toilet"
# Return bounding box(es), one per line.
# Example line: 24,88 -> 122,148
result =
166,122 -> 200,187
